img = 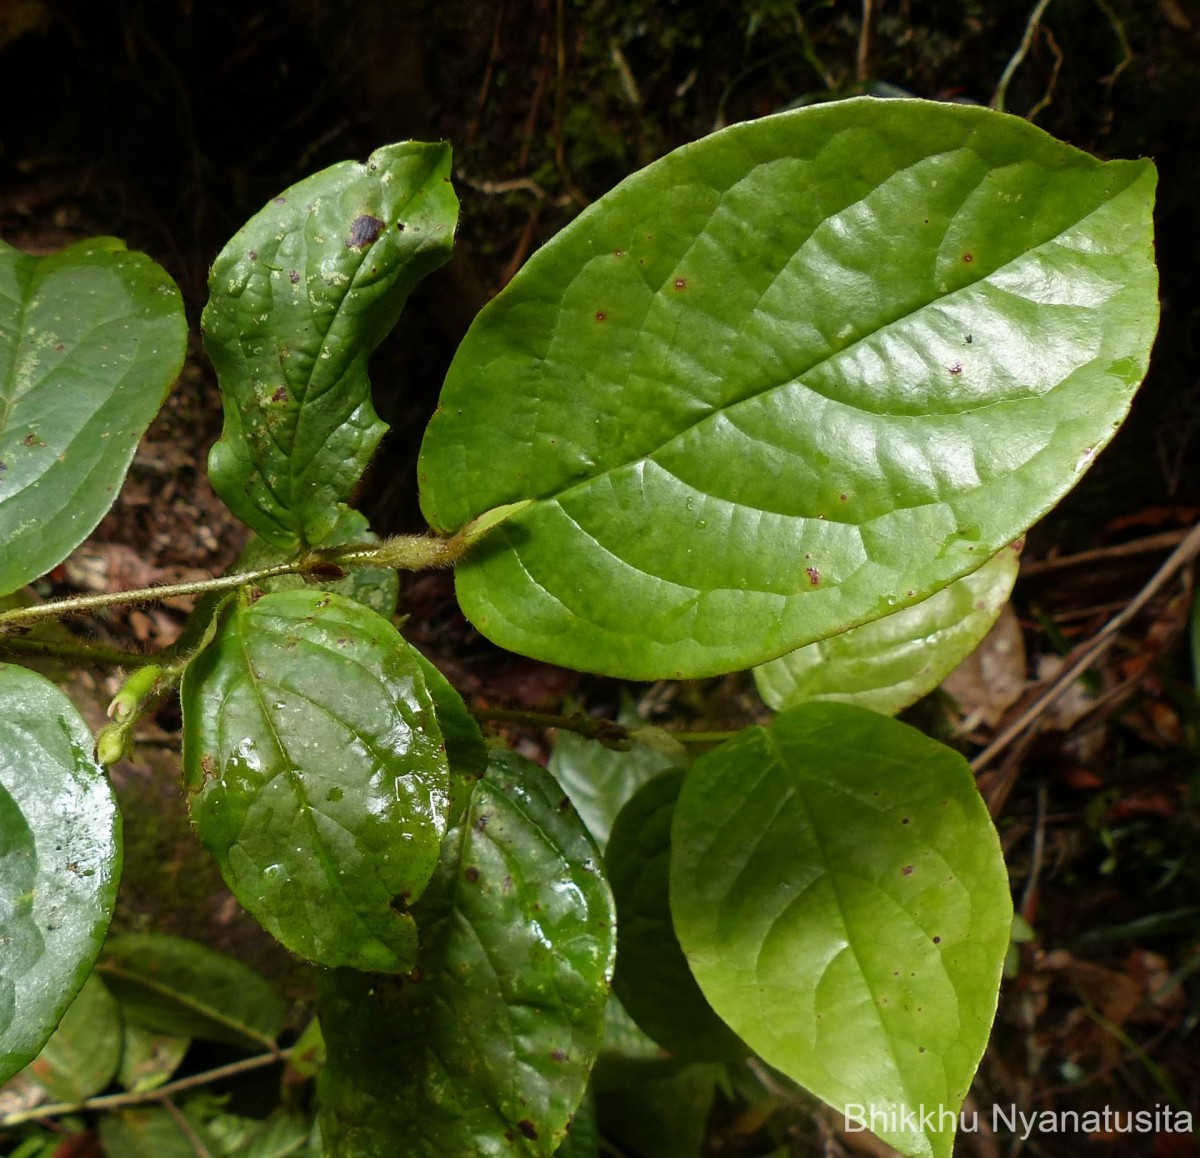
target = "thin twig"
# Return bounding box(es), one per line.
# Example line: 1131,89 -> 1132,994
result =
1025,25 -> 1063,122
992,0 -> 1055,113
0,1049 -> 287,1128
856,0 -> 875,83
1019,781 -> 1048,918
972,521 -> 1200,773
160,1096 -> 216,1158
1020,529 -> 1192,576
0,634 -> 160,668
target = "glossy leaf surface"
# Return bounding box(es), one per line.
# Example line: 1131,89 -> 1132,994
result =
237,508 -> 399,617
204,142 -> 457,548
606,771 -> 744,1060
754,541 -> 1020,715
0,237 -> 185,596
419,97 -> 1157,678
317,750 -> 615,1156
410,649 -> 488,785
99,933 -> 285,1051
181,590 -> 450,973
0,664 -> 122,1081
670,703 -> 1011,1158
25,973 -> 122,1102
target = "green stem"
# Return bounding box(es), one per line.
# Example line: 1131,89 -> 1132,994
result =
0,634 -> 161,668
0,560 -> 304,632
0,1049 -> 289,1128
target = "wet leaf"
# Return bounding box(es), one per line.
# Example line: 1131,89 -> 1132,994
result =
419,98 -> 1157,678
0,664 -> 122,1082
317,750 -> 615,1156
99,933 -> 285,1052
670,703 -> 1011,1158
754,541 -> 1020,715
0,237 -> 186,596
204,142 -> 457,549
181,590 -> 451,973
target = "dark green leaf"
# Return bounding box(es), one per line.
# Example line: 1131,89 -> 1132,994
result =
670,704 -> 1011,1158
418,97 -> 1158,678
592,1060 -> 716,1158
237,508 -> 399,617
552,1088 -> 598,1158
181,590 -> 451,973
0,664 -> 122,1082
317,750 -> 615,1157
24,973 -> 121,1102
754,541 -> 1020,715
548,702 -> 677,849
409,649 -> 488,783
204,143 -> 457,548
100,1108 -> 214,1158
607,771 -> 744,1061
99,933 -> 285,1051
0,237 -> 186,596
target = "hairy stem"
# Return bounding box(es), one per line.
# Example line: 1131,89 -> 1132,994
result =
0,560 -> 305,631
0,634 -> 160,668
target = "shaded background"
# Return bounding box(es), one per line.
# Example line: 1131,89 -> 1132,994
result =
2,1 -> 1200,1154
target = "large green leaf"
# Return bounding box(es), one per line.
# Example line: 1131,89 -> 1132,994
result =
204,142 -> 458,548
418,97 -> 1158,679
0,237 -> 186,596
754,541 -> 1020,715
181,590 -> 451,973
669,703 -> 1011,1158
0,664 -> 122,1081
99,933 -> 285,1052
606,771 -> 744,1061
25,973 -> 122,1102
317,750 -> 616,1157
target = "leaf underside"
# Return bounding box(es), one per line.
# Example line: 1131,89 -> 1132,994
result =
181,590 -> 452,973
203,141 -> 458,549
754,539 -> 1021,715
0,664 -> 122,1081
317,750 -> 615,1157
419,97 -> 1158,679
0,237 -> 186,596
670,703 -> 1012,1158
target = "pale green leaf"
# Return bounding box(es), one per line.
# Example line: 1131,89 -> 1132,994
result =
24,973 -> 121,1102
670,703 -> 1011,1158
317,750 -> 615,1157
181,591 -> 451,973
0,664 -> 122,1082
418,97 -> 1157,678
204,142 -> 457,548
754,541 -> 1020,715
117,1024 -> 190,1092
0,237 -> 186,596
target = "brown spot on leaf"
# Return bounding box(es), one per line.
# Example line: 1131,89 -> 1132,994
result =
273,196 -> 287,204
962,252 -> 974,263
550,1049 -> 568,1062
806,567 -> 820,585
902,865 -> 914,876
901,817 -> 910,824
200,753 -> 217,779
933,935 -> 942,944
23,433 -> 36,446
248,250 -> 258,261
594,310 -> 607,322
271,386 -> 288,403
517,1120 -> 538,1141
464,865 -> 481,883
673,276 -> 687,290
309,562 -> 347,581
949,361 -> 963,375
289,270 -> 300,285
347,214 -> 386,249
